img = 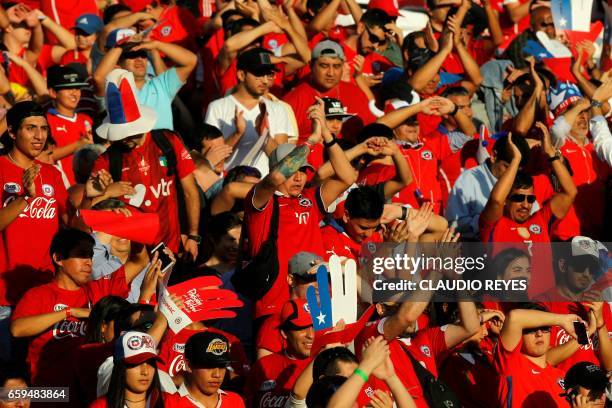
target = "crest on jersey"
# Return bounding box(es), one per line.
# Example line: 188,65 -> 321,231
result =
557,378 -> 565,389
4,182 -> 20,194
421,150 -> 433,160
260,380 -> 276,391
299,198 -> 312,207
42,184 -> 54,197
420,345 -> 431,357
161,26 -> 172,36
529,224 -> 541,234
53,304 -> 68,312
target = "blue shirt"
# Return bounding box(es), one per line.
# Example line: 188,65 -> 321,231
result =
136,67 -> 184,130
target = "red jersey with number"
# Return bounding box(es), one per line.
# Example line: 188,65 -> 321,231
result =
536,299 -> 612,373
46,110 -> 93,186
158,326 -> 249,377
479,203 -> 556,295
163,388 -> 246,407
92,132 -> 195,253
283,79 -> 375,142
12,267 -> 128,387
0,157 -> 69,306
244,187 -> 328,318
495,339 -> 567,408
355,318 -> 449,408
357,145 -> 442,213
245,353 -> 311,408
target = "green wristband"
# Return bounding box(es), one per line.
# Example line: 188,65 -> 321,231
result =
354,368 -> 369,382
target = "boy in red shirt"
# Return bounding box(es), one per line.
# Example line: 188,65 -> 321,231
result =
46,64 -> 93,186
495,304 -> 584,407
164,332 -> 245,407
10,228 -> 150,391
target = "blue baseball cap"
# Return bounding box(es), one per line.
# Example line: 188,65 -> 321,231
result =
73,14 -> 104,35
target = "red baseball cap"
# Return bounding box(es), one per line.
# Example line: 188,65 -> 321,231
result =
280,299 -> 313,331
368,0 -> 399,17
114,331 -> 161,365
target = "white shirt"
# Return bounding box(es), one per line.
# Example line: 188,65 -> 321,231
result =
205,95 -> 292,176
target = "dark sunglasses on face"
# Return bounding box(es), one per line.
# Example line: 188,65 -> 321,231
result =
569,257 -> 600,275
123,50 -> 148,60
539,22 -> 555,28
366,27 -> 386,45
509,193 -> 536,204
523,326 -> 551,334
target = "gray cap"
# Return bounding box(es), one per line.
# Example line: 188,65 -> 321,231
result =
269,144 -> 314,171
312,40 -> 345,61
289,251 -> 325,277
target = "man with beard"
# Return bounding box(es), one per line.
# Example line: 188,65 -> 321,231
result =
205,47 -> 292,176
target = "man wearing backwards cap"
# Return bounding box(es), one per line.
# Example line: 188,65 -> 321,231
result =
205,47 -> 293,176
536,236 -> 612,373
164,332 -> 245,407
563,361 -> 608,407
283,39 -> 376,142
92,69 -> 201,258
246,298 -> 314,407
243,109 -> 355,319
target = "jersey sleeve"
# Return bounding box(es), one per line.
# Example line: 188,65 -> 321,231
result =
244,187 -> 274,256
494,337 -> 522,374
155,67 -> 184,100
478,213 -> 497,242
539,202 -> 556,232
12,287 -> 45,320
169,133 -> 196,179
427,326 -> 450,361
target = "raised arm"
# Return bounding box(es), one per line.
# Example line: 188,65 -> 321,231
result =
407,32 -> 454,92
307,0 -> 341,37
537,122 -> 577,219
98,12 -> 154,51
512,59 -> 543,136
483,0 -> 503,47
480,133 -> 521,224
504,0 -> 531,23
448,14 -> 483,86
131,40 -> 197,82
442,301 -> 480,348
218,21 -> 281,73
93,47 -> 122,96
8,52 -> 48,98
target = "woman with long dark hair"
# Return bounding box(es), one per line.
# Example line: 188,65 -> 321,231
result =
90,331 -> 165,408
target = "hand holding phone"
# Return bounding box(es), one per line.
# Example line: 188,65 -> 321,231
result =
151,242 -> 175,276
573,320 -> 590,345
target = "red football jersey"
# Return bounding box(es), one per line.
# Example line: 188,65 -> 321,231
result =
150,5 -> 200,51
46,110 -> 93,186
40,0 -> 98,44
0,156 -> 69,306
11,267 -> 128,387
321,223 -> 383,262
283,79 -> 375,142
163,387 -> 246,407
244,187 -> 328,318
245,353 -> 311,408
158,326 -> 249,377
92,132 -> 195,253
495,339 -> 567,408
256,312 -> 285,355
355,318 -> 449,408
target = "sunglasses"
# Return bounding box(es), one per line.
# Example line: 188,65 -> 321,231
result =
509,194 -> 536,204
539,22 -> 555,28
366,27 -> 386,45
569,257 -> 600,275
122,50 -> 148,60
523,326 -> 551,334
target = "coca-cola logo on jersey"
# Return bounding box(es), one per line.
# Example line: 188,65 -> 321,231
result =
169,354 -> 186,376
259,392 -> 289,407
52,319 -> 87,339
4,196 -> 57,219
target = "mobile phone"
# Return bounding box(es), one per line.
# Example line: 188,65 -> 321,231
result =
151,242 -> 175,275
573,321 -> 589,345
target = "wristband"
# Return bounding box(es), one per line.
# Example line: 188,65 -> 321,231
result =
450,103 -> 459,116
65,307 -> 71,319
400,206 -> 408,221
323,137 -> 338,148
591,100 -> 604,109
354,368 -> 369,382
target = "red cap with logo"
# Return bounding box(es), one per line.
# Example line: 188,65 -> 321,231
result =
114,331 -> 161,365
279,299 -> 313,331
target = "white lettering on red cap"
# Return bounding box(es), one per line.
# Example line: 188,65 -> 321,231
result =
260,392 -> 288,407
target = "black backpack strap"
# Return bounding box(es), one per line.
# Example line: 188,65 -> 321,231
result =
151,129 -> 177,178
107,143 -> 125,182
268,195 -> 280,241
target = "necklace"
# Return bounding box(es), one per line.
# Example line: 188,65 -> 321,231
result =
125,398 -> 146,402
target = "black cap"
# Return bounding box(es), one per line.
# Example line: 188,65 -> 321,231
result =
237,47 -> 278,76
6,101 -> 45,131
322,97 -> 354,119
184,332 -> 231,368
564,362 -> 608,393
47,65 -> 89,90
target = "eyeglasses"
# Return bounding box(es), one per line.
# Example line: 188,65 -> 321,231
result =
539,22 -> 555,28
122,50 -> 148,60
523,326 -> 551,334
509,194 -> 536,204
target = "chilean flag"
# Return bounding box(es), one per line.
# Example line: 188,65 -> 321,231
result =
550,0 -> 593,32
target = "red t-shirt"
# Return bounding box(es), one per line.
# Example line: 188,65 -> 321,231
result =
342,44 -> 395,78
158,326 -> 249,377
46,110 -> 93,186
357,145 -> 443,214
244,187 -> 328,318
0,156 -> 69,306
12,267 -> 129,386
355,318 -> 449,408
163,388 -> 246,407
92,132 -> 195,253
150,5 -> 200,51
256,312 -> 285,354
479,203 -> 556,295
536,299 -> 612,373
40,0 -> 98,44
438,347 -> 501,407
282,79 -> 375,142
495,339 -> 567,408
7,48 -> 31,86
245,352 -> 311,407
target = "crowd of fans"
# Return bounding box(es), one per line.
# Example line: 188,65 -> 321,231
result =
0,0 -> 611,406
